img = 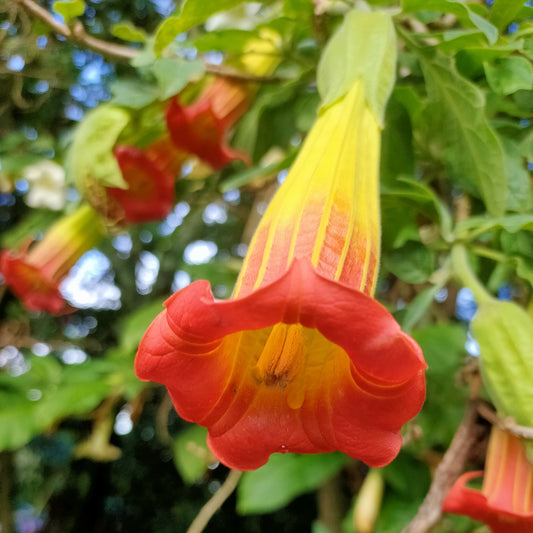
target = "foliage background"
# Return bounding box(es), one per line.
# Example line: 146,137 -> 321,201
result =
1,0 -> 533,532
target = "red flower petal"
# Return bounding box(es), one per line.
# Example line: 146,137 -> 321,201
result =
166,98 -> 248,170
136,259 -> 426,470
0,251 -> 69,314
443,471 -> 533,533
107,145 -> 176,224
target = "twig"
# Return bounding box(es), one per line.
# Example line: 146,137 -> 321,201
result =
477,402 -> 533,440
13,0 -> 137,60
402,400 -> 482,533
186,469 -> 242,533
13,0 -> 283,83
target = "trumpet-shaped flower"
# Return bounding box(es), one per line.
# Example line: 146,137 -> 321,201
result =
0,205 -> 105,314
166,32 -> 281,170
443,426 -> 533,532
136,81 -> 426,470
23,160 -> 66,210
105,140 -> 185,224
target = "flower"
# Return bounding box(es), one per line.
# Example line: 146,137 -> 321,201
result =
23,160 -> 66,210
166,31 -> 281,170
135,80 -> 426,471
0,205 -> 105,314
104,140 -> 185,224
443,426 -> 533,532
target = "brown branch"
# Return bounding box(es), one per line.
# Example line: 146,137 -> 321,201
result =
402,400 -> 483,533
13,0 -> 282,83
186,469 -> 242,533
14,0 -> 137,60
477,402 -> 533,440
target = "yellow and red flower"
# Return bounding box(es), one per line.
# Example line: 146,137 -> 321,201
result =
135,80 -> 426,470
166,31 -> 281,170
443,426 -> 533,532
105,138 -> 186,224
0,204 -> 104,314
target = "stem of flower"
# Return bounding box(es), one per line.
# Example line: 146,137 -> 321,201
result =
451,244 -> 493,305
186,469 -> 242,533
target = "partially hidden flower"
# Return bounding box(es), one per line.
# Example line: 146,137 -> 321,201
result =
135,80 -> 426,471
23,160 -> 66,210
0,204 -> 105,314
104,139 -> 186,224
166,31 -> 281,170
443,426 -> 533,532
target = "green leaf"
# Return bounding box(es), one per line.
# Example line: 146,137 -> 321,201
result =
501,136 -> 531,213
220,150 -> 297,192
173,425 -> 212,484
383,241 -> 435,284
119,298 -> 166,353
111,21 -> 147,43
402,0 -> 498,44
484,56 -> 533,95
472,301 -> 533,430
154,0 -> 246,57
152,58 -> 205,100
0,356 -> 113,452
71,105 -> 130,190
412,325 -> 469,448
110,80 -> 160,109
317,10 -> 396,124
489,0 -> 525,29
52,0 -> 85,21
237,453 -> 348,514
401,286 -> 440,333
0,209 -> 59,249
419,54 -> 507,216
191,29 -> 255,53
456,214 -> 533,238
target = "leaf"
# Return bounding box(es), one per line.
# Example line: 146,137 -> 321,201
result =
154,0 -> 246,57
317,10 -> 396,124
0,356 -> 113,452
381,177 -> 453,241
111,21 -> 148,43
401,286 -> 440,333
52,0 -> 85,21
71,105 -> 130,190
383,241 -> 435,284
501,136 -> 531,213
484,56 -> 533,95
110,80 -> 159,109
0,209 -> 59,249
456,214 -> 533,238
191,29 -> 255,53
237,453 -> 348,515
419,54 -> 507,216
411,325 -> 469,448
402,0 -> 498,44
173,425 -> 212,484
152,58 -> 205,100
488,0 -> 526,29
220,150 -> 297,192
119,298 -> 166,353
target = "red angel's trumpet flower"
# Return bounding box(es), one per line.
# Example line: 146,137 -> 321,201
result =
443,426 -> 533,532
105,141 -> 185,224
136,80 -> 426,471
166,31 -> 281,170
167,86 -> 247,169
0,205 -> 104,314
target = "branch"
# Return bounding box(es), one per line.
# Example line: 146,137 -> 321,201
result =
14,0 -> 137,59
402,400 -> 484,533
186,469 -> 242,533
13,0 -> 283,82
477,402 -> 533,440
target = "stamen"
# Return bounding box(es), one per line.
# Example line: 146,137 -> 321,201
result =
254,324 -> 305,389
